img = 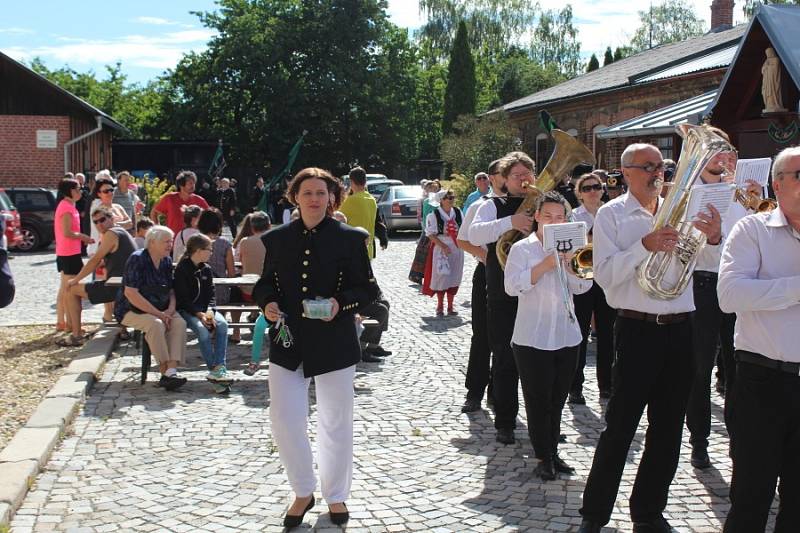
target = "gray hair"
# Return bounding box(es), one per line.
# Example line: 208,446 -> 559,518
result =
772,146 -> 800,181
144,225 -> 175,248
620,143 -> 657,168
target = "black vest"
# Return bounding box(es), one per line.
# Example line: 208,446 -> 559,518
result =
486,196 -> 523,302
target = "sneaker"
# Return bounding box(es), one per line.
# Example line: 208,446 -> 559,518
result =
243,362 -> 260,376
212,382 -> 231,395
160,375 -> 187,391
207,366 -> 233,383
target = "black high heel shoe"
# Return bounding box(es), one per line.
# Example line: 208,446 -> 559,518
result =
329,502 -> 349,525
283,495 -> 315,529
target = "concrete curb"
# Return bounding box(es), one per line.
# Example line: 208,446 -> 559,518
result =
0,326 -> 119,527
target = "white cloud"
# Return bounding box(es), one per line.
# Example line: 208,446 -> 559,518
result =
134,16 -> 176,26
0,27 -> 33,35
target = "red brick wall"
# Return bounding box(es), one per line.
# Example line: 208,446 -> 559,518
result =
0,115 -> 69,187
711,0 -> 735,31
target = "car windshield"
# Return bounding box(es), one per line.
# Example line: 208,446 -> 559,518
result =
392,186 -> 422,200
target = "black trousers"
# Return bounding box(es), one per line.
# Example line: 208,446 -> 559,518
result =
513,343 -> 578,459
572,281 -> 616,395
724,357 -> 800,533
581,316 -> 693,525
359,298 -> 389,345
224,215 -> 238,239
465,263 -> 491,401
686,271 -> 736,447
487,298 -> 519,430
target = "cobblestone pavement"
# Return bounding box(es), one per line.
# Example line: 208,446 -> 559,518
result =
9,235 -> 777,532
0,247 -> 104,326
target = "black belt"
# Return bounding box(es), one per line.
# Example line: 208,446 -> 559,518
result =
693,271 -> 718,281
735,350 -> 800,376
617,309 -> 690,325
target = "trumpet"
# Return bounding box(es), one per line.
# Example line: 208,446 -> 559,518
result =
569,244 -> 593,280
734,188 -> 777,212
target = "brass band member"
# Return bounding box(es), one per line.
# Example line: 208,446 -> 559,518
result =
718,146 -> 800,532
505,191 -> 591,480
469,152 -> 537,445
578,143 -> 722,533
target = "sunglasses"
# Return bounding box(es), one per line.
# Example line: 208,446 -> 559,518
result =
443,195 -> 455,200
475,176 -> 488,181
99,188 -> 114,194
92,216 -> 108,225
580,184 -> 603,192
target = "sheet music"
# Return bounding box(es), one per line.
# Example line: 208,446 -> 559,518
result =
686,182 -> 735,221
542,222 -> 587,252
734,158 -> 772,187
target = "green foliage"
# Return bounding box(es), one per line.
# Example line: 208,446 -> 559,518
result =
630,0 -> 705,52
587,54 -> 600,72
491,48 -> 564,106
614,46 -> 634,61
531,5 -> 582,78
439,173 -> 473,207
743,0 -> 800,17
603,47 -> 614,66
440,111 -> 519,188
442,21 -> 477,135
132,177 -> 174,221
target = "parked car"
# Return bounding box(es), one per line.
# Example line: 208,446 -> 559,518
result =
0,188 -> 23,250
3,187 -> 58,252
377,185 -> 423,233
341,173 -> 389,190
366,179 -> 403,202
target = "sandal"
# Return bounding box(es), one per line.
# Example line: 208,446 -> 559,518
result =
56,335 -> 85,347
56,322 -> 69,332
243,362 -> 260,376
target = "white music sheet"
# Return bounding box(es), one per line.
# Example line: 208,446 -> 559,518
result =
734,158 -> 772,187
686,182 -> 735,221
542,221 -> 587,252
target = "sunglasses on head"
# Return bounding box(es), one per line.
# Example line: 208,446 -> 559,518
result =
92,215 -> 108,225
580,184 -> 603,193
99,188 -> 113,194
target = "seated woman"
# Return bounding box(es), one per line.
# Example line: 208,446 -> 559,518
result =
115,225 -> 188,391
173,233 -> 232,393
504,191 -> 591,481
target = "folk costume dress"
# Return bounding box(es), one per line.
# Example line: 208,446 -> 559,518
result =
422,206 -> 464,296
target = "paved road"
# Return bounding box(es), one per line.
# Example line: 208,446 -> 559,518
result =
8,235 -> 776,531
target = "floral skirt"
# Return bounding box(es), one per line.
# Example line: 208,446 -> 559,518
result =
408,234 -> 429,284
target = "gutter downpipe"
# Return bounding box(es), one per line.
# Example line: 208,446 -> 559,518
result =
64,116 -> 103,174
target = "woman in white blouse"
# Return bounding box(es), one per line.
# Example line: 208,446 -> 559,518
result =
504,190 -> 591,481
422,189 -> 464,316
569,173 -> 617,404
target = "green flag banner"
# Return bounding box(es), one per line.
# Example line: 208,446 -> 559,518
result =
258,131 -> 307,213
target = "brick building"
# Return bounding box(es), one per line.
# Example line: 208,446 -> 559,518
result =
0,51 -> 125,187
502,2 -> 743,171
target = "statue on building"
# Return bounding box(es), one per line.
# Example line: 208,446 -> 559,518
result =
761,47 -> 787,113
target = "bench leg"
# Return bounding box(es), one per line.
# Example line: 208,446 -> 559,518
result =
141,339 -> 151,385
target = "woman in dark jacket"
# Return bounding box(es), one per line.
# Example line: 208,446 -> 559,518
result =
253,167 -> 379,529
174,233 -> 232,391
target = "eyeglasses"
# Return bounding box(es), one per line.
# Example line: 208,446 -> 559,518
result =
92,216 -> 108,225
624,162 -> 665,174
580,184 -> 603,193
443,195 -> 455,200
99,188 -> 114,194
509,172 -> 534,181
777,170 -> 800,181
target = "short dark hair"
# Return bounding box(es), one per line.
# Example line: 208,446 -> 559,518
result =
92,177 -> 114,198
176,170 -> 197,189
286,167 -> 344,208
197,208 -> 223,235
181,205 -> 203,226
182,233 -> 212,262
57,178 -> 79,200
488,159 -> 502,175
136,217 -> 155,232
250,211 -> 271,232
349,166 -> 367,186
536,190 -> 569,215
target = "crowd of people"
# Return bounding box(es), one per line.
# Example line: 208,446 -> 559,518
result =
45,136 -> 799,531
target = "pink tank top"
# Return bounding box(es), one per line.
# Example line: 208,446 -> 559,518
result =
54,199 -> 82,256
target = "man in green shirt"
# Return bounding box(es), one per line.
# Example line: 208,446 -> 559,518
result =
340,166 -> 378,258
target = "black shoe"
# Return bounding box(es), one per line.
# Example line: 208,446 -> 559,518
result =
559,433 -> 567,443
495,428 -> 515,445
283,495 -> 315,529
599,389 -> 612,399
361,352 -> 383,363
715,379 -> 725,396
632,516 -> 677,533
568,391 -> 586,404
577,519 -> 603,533
533,457 -> 556,481
460,398 -> 481,413
553,453 -> 575,474
329,503 -> 349,525
159,375 -> 187,391
486,393 -> 494,408
368,345 -> 392,357
690,445 -> 711,469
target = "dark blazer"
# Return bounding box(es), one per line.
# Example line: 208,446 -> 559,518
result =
253,216 -> 379,377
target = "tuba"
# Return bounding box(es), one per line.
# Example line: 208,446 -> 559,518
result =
496,129 -> 595,269
637,124 -> 735,300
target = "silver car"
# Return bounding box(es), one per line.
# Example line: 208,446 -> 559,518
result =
366,179 -> 403,201
377,185 -> 423,233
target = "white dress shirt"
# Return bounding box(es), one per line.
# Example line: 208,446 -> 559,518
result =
694,195 -> 749,273
718,208 -> 800,363
571,205 -> 596,233
505,234 -> 591,350
457,194 -> 494,261
593,192 -> 720,314
469,198 -> 514,246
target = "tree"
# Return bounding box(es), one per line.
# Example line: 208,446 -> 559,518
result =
442,21 -> 476,135
587,54 -> 600,72
492,47 -> 564,106
614,46 -> 634,61
743,0 -> 800,17
530,5 -> 582,78
630,0 -> 705,52
603,46 -> 614,66
440,111 -> 520,186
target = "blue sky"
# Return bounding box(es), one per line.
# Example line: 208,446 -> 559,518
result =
1,0 -> 742,85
